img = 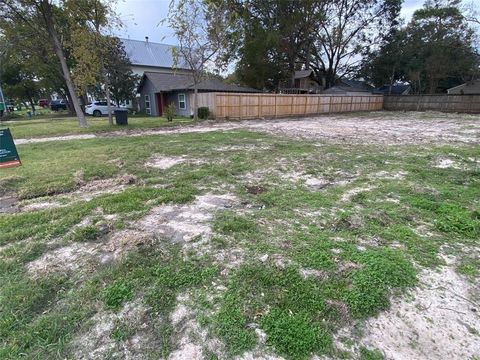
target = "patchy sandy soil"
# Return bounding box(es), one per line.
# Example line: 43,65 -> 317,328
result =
242,112 -> 480,145
0,193 -> 19,213
71,298 -> 157,359
145,155 -> 188,170
15,134 -> 96,145
137,193 -> 237,244
18,174 -> 138,212
26,193 -> 239,277
14,111 -> 480,146
336,261 -> 480,360
434,157 -> 462,169
340,185 -> 376,202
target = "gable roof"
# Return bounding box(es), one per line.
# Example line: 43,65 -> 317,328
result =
138,72 -> 260,93
447,79 -> 480,94
337,79 -> 374,92
294,70 -> 314,79
321,86 -> 372,95
376,84 -> 411,95
120,38 -> 189,70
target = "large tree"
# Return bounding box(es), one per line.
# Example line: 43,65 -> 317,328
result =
217,0 -> 401,90
306,0 -> 402,89
65,0 -> 120,125
218,0 -> 326,91
358,29 -> 408,90
103,37 -> 140,107
0,0 -> 89,126
362,0 -> 479,93
0,61 -> 39,112
166,0 -> 232,121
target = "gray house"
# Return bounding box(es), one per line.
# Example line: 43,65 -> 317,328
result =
137,72 -> 259,116
447,80 -> 480,95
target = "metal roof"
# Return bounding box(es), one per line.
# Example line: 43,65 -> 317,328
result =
120,38 -> 189,70
139,72 -> 260,93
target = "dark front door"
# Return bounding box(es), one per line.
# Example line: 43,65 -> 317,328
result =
156,93 -> 164,116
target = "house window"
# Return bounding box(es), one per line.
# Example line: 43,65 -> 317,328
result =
145,94 -> 151,114
178,93 -> 186,110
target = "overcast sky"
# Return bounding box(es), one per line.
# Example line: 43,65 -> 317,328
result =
113,0 -> 426,44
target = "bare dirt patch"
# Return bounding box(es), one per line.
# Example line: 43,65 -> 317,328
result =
26,193 -> 239,277
336,262 -> 480,360
71,298 -> 156,359
27,242 -> 99,277
137,193 -> 236,244
145,155 -> 188,170
169,294 -> 226,360
0,193 -> 19,213
241,111 -> 480,145
15,134 -> 96,145
433,157 -> 462,169
15,111 -> 479,146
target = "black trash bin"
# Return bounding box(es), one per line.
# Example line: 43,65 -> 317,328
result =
114,109 -> 128,125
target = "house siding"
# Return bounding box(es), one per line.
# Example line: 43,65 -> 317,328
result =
138,78 -> 157,115
448,81 -> 480,95
165,91 -> 192,117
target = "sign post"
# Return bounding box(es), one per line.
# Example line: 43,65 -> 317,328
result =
0,129 -> 21,168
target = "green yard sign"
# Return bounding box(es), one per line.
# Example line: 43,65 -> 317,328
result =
0,128 -> 21,168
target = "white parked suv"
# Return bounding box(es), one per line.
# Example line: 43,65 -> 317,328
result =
85,101 -> 124,116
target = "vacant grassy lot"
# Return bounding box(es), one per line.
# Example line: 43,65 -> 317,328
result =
0,111 -> 478,359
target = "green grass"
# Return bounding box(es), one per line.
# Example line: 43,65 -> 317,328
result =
1,115 -> 193,139
102,279 -> 135,311
0,123 -> 478,359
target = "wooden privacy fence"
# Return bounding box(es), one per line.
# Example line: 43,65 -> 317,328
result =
197,93 -> 383,119
384,94 -> 480,113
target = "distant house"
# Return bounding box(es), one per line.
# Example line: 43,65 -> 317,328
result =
375,84 -> 411,95
137,72 -> 259,116
447,80 -> 480,95
121,37 -> 191,77
282,71 -> 376,95
321,79 -> 374,95
282,70 -> 323,94
87,37 -> 189,107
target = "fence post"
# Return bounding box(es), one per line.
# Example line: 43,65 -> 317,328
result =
258,94 -> 261,118
274,95 -> 277,118
239,94 -> 243,120
304,96 -> 308,115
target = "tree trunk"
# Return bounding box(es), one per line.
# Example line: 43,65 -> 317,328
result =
40,0 -> 87,127
65,89 -> 75,115
193,85 -> 198,122
27,94 -> 36,113
388,65 -> 396,95
105,76 -> 114,125
80,94 -> 88,113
